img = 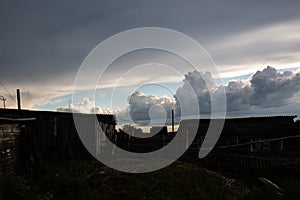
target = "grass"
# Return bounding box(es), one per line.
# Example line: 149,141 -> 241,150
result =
0,161 -> 299,200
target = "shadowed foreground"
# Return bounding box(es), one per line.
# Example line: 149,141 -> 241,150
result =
0,161 -> 250,200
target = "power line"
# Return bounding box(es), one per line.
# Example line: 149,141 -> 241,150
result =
0,80 -> 16,103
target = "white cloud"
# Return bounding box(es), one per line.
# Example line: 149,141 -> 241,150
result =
128,91 -> 174,125
123,66 -> 300,124
57,97 -> 118,114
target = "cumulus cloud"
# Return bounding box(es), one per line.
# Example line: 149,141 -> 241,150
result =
174,71 -> 214,116
57,97 -> 117,114
126,91 -> 175,125
124,66 -> 300,124
225,81 -> 252,111
222,66 -> 300,111
56,66 -> 300,125
249,66 -> 300,107
118,71 -> 217,125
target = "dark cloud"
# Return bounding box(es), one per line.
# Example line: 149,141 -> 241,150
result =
174,71 -> 213,115
1,0 -> 300,85
223,66 -> 300,111
225,81 -> 252,111
1,0 -> 300,110
177,67 -> 300,113
249,66 -> 300,107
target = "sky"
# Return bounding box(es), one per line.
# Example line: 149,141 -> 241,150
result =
1,0 -> 300,127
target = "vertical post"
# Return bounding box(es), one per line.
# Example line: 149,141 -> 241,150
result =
186,129 -> 189,150
172,109 -> 174,133
17,89 -> 21,111
0,96 -> 6,109
68,100 -> 71,112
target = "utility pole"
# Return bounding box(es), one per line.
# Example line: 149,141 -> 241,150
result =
172,109 -> 174,133
68,100 -> 71,112
0,95 -> 6,109
16,89 -> 21,111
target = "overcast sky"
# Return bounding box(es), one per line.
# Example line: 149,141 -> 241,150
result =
1,0 -> 300,124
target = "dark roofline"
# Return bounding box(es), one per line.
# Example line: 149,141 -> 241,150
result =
0,116 -> 36,124
181,115 -> 297,121
0,108 -> 116,124
0,108 -> 113,116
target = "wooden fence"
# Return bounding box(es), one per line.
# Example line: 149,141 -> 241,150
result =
1,109 -> 300,174
111,131 -> 300,169
0,109 -> 116,175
